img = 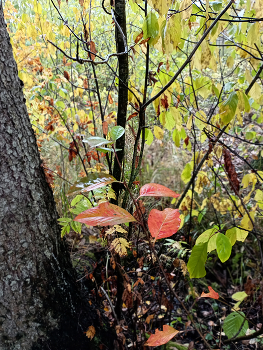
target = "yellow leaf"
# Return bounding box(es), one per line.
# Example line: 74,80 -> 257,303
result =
250,82 -> 261,100
163,14 -> 182,54
195,172 -> 210,194
170,107 -> 182,130
111,238 -> 129,257
149,0 -> 173,17
85,325 -> 96,340
186,115 -> 193,130
154,125 -> 164,140
180,0 -> 192,20
194,110 -> 206,131
105,227 -> 116,236
200,41 -> 212,70
254,0 -> 263,19
178,214 -> 185,230
34,0 -> 42,14
179,259 -> 188,276
240,212 -> 255,231
241,173 -> 257,190
114,225 -> 128,234
236,228 -> 249,242
227,56 -> 234,69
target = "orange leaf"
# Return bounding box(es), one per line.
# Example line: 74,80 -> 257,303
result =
102,121 -> 108,135
75,202 -> 136,226
148,208 -> 181,239
138,183 -> 180,199
85,325 -> 96,340
200,286 -> 219,299
108,93 -> 113,104
83,78 -> 88,89
89,41 -> 97,61
135,31 -> 143,43
127,112 -> 138,121
145,325 -> 179,347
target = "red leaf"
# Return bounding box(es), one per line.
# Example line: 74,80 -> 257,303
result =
74,202 -> 136,226
145,325 -> 179,347
148,208 -> 181,239
200,286 -> 219,299
138,183 -> 180,199
82,176 -> 119,192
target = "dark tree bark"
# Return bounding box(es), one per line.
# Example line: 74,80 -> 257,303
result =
0,4 -> 113,349
112,0 -> 128,202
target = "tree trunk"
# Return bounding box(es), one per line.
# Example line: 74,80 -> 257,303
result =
112,0 -> 128,202
0,4 -> 113,349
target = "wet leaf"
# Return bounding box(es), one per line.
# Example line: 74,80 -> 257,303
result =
148,208 -> 181,239
81,176 -> 119,192
82,136 -> 113,148
74,202 -> 136,226
68,173 -> 115,195
145,325 -> 179,347
138,183 -> 180,199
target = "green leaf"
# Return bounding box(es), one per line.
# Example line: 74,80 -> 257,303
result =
142,11 -> 159,46
71,195 -> 84,207
232,291 -> 248,302
225,227 -> 237,246
70,220 -> 82,234
208,232 -> 218,253
82,137 -> 113,148
187,243 -> 208,278
181,162 -> 193,184
61,224 -> 70,237
173,129 -> 180,147
216,233 -> 232,262
223,312 -> 248,339
96,147 -> 122,153
56,100 -> 65,109
110,126 -> 125,141
144,128 -> 154,146
165,111 -> 176,130
220,91 -> 238,124
236,227 -> 248,242
196,226 -> 219,245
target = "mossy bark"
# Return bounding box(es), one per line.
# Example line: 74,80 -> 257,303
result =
0,4 -> 114,349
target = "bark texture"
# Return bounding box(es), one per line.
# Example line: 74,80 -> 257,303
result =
0,4 -> 113,349
112,0 -> 128,201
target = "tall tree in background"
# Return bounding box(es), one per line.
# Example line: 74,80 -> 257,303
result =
0,2 -> 113,349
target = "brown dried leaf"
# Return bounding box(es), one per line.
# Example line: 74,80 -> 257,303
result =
146,314 -> 155,324
135,31 -> 143,43
102,121 -> 108,135
63,70 -> 70,81
89,41 -> 97,61
85,325 -> 96,340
